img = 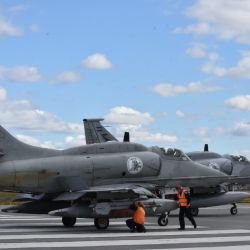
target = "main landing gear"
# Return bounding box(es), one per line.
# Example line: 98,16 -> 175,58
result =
230,203 -> 238,215
62,217 -> 76,227
94,217 -> 109,229
158,213 -> 169,226
190,207 -> 199,217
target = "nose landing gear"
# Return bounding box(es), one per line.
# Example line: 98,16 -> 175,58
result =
158,213 -> 169,226
230,203 -> 237,215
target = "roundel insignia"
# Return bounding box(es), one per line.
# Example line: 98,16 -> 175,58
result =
127,157 -> 143,174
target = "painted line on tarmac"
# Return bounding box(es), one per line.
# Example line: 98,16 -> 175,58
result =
0,229 -> 248,240
139,246 -> 250,250
1,235 -> 250,248
0,225 -> 202,233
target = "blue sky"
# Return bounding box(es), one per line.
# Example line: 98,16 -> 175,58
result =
0,0 -> 250,157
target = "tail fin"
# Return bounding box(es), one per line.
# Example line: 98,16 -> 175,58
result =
83,118 -> 118,144
0,126 -> 21,157
0,126 -> 58,160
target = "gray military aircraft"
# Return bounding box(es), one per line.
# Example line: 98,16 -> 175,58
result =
83,119 -> 250,218
0,125 -> 228,229
186,144 -> 250,216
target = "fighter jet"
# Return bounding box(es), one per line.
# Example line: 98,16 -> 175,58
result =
186,144 -> 250,216
0,125 -> 227,229
187,144 -> 250,179
83,119 -> 250,218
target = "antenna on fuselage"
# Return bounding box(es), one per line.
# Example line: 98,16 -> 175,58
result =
123,132 -> 130,142
204,144 -> 209,152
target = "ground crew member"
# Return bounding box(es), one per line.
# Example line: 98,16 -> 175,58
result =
176,186 -> 197,230
126,201 -> 146,232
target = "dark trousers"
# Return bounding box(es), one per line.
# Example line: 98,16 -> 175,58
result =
126,219 -> 146,232
179,206 -> 196,229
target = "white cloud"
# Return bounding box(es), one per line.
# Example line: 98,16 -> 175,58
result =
130,129 -> 177,143
175,110 -> 200,122
192,127 -> 210,137
0,18 -> 23,37
225,95 -> 250,111
81,53 -> 113,70
105,106 -> 177,144
16,134 -> 43,147
54,71 -> 83,84
0,65 -> 42,83
0,87 -> 7,100
144,132 -> 176,143
153,82 -> 221,96
16,133 -> 86,149
65,134 -> 86,147
105,106 -> 154,126
176,110 -> 185,118
202,52 -> 250,79
7,4 -> 28,13
29,24 -> 40,33
0,87 -> 84,133
179,0 -> 250,44
232,122 -> 250,136
186,44 -> 207,58
186,43 -> 219,61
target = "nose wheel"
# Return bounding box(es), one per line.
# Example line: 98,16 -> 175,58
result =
158,213 -> 169,226
230,203 -> 237,215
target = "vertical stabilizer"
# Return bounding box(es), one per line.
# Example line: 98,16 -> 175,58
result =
83,118 -> 118,144
0,126 -> 59,160
0,126 -> 23,157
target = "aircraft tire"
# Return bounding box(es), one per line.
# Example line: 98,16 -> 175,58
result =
230,206 -> 237,215
62,217 -> 76,227
94,217 -> 109,229
158,215 -> 168,226
190,207 -> 199,217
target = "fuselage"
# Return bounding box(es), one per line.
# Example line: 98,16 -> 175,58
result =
0,141 -> 226,194
187,151 -> 250,178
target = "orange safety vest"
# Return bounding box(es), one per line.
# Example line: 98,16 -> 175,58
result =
177,190 -> 190,207
133,207 -> 145,225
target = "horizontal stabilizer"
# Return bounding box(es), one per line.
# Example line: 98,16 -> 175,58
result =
13,193 -> 46,202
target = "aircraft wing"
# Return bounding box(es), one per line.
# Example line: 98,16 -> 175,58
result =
227,176 -> 250,184
3,183 -> 178,217
83,118 -> 118,144
53,184 -> 157,201
115,175 -> 232,188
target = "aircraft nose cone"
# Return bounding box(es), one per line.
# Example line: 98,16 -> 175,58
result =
193,161 -> 228,186
195,161 -> 227,177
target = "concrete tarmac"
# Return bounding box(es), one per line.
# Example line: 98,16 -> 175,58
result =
0,204 -> 250,250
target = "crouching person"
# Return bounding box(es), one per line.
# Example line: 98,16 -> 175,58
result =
126,201 -> 146,232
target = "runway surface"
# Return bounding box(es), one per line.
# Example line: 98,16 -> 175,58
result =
0,204 -> 250,250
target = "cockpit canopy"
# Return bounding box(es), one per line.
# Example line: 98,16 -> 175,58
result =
160,148 -> 191,161
230,155 -> 249,163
